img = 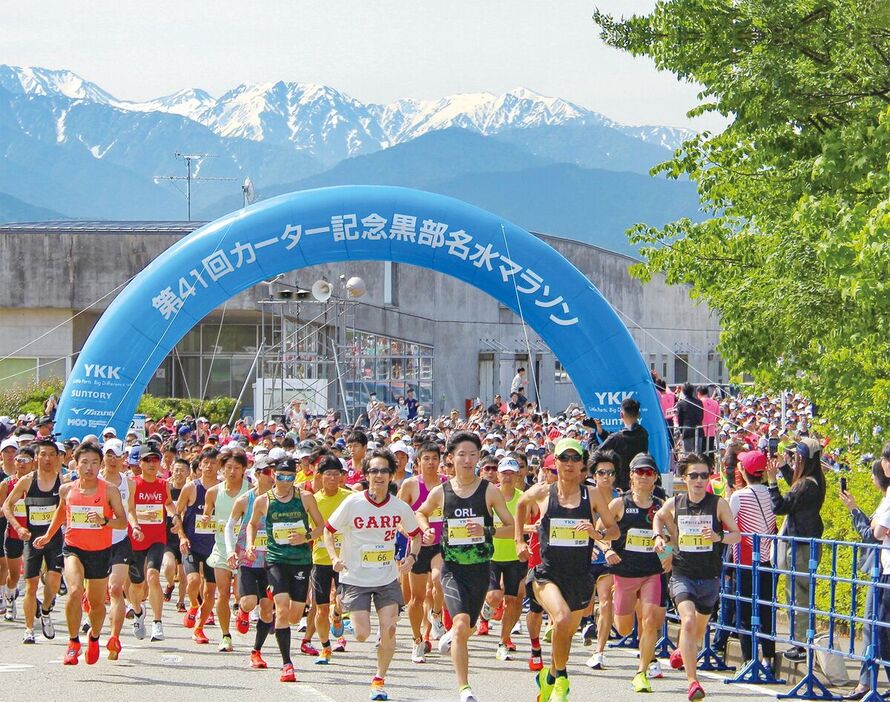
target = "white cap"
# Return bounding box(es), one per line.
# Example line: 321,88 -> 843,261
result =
390,441 -> 410,456
102,427 -> 117,438
102,438 -> 125,457
498,457 -> 521,473
267,447 -> 288,463
0,438 -> 18,452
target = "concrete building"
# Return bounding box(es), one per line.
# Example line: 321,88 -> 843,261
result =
0,221 -> 724,421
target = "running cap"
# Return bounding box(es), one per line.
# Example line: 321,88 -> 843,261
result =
497,457 -> 520,473
553,438 -> 584,457
102,438 -> 125,457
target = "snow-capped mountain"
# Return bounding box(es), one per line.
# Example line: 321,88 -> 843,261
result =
0,65 -> 118,104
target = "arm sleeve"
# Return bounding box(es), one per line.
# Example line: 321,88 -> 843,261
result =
224,516 -> 238,555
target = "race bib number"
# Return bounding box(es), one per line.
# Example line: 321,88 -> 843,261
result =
29,505 -> 55,526
625,528 -> 656,553
446,517 -> 484,545
69,505 -> 102,530
361,543 -> 395,569
549,518 -> 587,547
194,515 -> 215,535
678,515 -> 713,553
429,506 -> 444,524
136,504 -> 163,525
216,519 -> 240,535
252,533 -> 268,552
13,500 -> 25,518
272,521 -> 305,545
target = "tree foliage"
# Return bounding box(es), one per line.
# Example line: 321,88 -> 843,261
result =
594,1 -> 890,454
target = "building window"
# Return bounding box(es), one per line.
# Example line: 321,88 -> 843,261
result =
345,329 -> 432,411
674,354 -> 689,384
554,360 -> 570,384
0,357 -> 66,391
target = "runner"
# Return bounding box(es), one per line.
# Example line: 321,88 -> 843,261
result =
0,437 -> 14,617
654,452 -> 741,701
599,453 -> 670,692
484,456 -> 528,662
515,438 -> 619,702
202,447 -> 250,652
225,456 -> 276,669
416,431 -> 514,702
176,447 -> 221,644
396,441 -> 446,663
162,457 -> 189,612
33,443 -> 127,665
245,457 -> 325,683
308,454 -> 352,664
99,438 -> 135,659
127,441 -> 180,643
2,437 -> 64,644
325,447 -> 423,701
0,444 -> 33,622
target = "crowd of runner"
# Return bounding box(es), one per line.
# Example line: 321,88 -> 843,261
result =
0,383 -> 841,701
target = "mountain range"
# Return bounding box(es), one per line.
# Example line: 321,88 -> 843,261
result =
0,65 -> 701,255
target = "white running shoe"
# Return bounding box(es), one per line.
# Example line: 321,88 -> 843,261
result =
511,619 -> 522,635
411,641 -> 426,664
151,621 -> 165,642
4,595 -> 16,622
480,601 -> 494,621
647,660 -> 664,679
132,609 -> 146,640
22,629 -> 35,644
586,651 -> 605,670
459,687 -> 478,702
428,611 -> 446,640
438,628 -> 454,655
495,643 -> 511,661
40,612 -> 55,639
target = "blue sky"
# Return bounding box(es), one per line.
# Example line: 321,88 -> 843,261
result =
1,0 -> 725,131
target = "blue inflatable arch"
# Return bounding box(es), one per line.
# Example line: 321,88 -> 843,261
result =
55,186 -> 670,470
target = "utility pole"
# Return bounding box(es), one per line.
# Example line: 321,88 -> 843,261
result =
154,153 -> 236,220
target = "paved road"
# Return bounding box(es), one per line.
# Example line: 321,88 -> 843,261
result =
0,597 -> 785,701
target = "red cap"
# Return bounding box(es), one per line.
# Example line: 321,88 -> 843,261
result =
738,451 -> 767,477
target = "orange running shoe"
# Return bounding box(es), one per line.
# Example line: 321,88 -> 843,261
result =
85,636 -> 100,665
250,649 -> 268,669
106,635 -> 122,661
280,662 -> 296,682
183,606 -> 198,628
193,628 -> 210,644
64,641 -> 81,665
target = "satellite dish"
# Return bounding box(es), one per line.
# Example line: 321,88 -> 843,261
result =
345,276 -> 366,298
311,279 -> 333,302
242,177 -> 257,206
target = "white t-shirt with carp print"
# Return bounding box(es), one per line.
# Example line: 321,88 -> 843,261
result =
326,491 -> 421,588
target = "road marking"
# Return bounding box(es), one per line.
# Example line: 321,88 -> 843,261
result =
293,684 -> 339,702
160,654 -> 182,664
699,670 -> 781,697
0,663 -> 34,672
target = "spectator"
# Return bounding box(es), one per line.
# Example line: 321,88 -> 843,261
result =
510,367 -> 526,395
591,397 -> 649,492
405,387 -> 419,420
767,436 -> 826,662
697,386 -> 720,460
675,383 -> 704,455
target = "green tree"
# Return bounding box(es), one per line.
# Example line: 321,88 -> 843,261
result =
594,0 -> 890,454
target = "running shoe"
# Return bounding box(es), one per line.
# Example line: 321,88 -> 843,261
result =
543,625 -> 553,643
163,584 -> 174,602
669,648 -> 684,670
687,680 -> 706,701
183,606 -> 198,628
206,611 -> 216,626
370,677 -> 388,701
511,619 -> 522,636
125,604 -> 135,619
250,650 -> 268,669
236,607 -> 250,635
41,612 -> 55,639
315,647 -> 332,665
505,638 -> 517,652
428,610 -> 446,640
411,641 -> 426,663
64,641 -> 81,665
343,617 -> 354,635
106,635 -> 122,661
495,643 -> 511,661
476,618 -> 489,636
331,611 -> 344,638
81,621 -> 90,634
297,619 -> 307,632
132,609 -> 146,640
333,637 -> 347,653
300,640 -> 319,656
423,639 -> 432,654
536,669 -> 554,702
280,662 -> 296,683
219,634 -> 234,652
481,601 -> 494,621
647,660 -> 664,679
151,621 -> 165,642
86,636 -> 100,665
459,686 -> 477,702
3,596 -> 15,622
493,602 -> 504,621
529,649 -> 544,671
632,671 -> 652,693
586,651 -> 604,670
193,628 -> 210,644
59,580 -> 67,597
22,629 -> 36,645
437,628 -> 454,655
582,621 -> 596,646
551,676 -> 570,702
176,601 -> 187,613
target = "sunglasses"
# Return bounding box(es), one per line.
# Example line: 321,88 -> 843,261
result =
141,456 -> 161,463
556,453 -> 583,463
365,468 -> 391,476
275,473 -> 296,482
632,468 -> 657,477
257,468 -> 274,476
686,471 -> 711,481
14,457 -> 33,464
595,469 -> 616,477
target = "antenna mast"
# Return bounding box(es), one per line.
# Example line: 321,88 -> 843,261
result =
154,152 -> 236,220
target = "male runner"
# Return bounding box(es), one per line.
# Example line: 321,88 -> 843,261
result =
176,447 -> 221,643
226,457 -> 276,669
326,448 -> 422,701
127,441 -> 180,643
0,444 -> 34,622
99,438 -> 135,659
203,447 -> 250,652
2,437 -> 64,644
162,457 -> 190,612
0,437 -> 14,614
416,431 -> 514,702
515,438 -> 619,702
600,453 -> 670,692
397,441 -> 446,663
34,443 -> 127,665
308,454 -> 352,664
654,452 -> 740,701
245,458 -> 325,683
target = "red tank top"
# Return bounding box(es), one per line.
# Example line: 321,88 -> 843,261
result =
130,476 -> 168,550
5,476 -> 27,539
65,479 -> 113,551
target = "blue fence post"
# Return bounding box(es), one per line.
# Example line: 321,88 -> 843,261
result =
777,538 -> 837,700
697,559 -> 733,672
860,548 -> 884,702
726,536 -> 784,685
608,620 -> 639,649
